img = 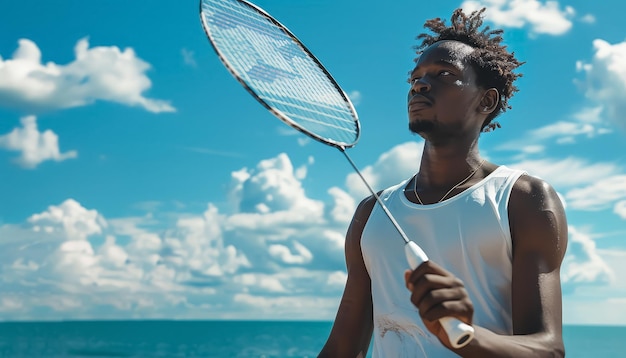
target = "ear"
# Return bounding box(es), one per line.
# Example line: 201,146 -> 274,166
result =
478,88 -> 499,114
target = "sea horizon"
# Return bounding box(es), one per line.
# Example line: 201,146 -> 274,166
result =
0,320 -> 624,357
1,318 -> 624,326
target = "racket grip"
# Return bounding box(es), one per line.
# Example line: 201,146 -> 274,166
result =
440,316 -> 475,349
405,241 -> 428,269
404,241 -> 475,349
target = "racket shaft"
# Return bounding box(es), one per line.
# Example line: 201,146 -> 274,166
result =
343,148 -> 475,348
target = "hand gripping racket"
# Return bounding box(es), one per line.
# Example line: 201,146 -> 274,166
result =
199,0 -> 475,349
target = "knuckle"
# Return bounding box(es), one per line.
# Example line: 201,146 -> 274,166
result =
463,298 -> 474,314
452,277 -> 464,287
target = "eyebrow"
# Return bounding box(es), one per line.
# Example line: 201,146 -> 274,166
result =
410,59 -> 461,76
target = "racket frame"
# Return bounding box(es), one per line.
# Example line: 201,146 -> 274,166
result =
199,0 -> 360,150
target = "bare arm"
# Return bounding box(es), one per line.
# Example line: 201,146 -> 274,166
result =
318,195 -> 377,358
406,175 -> 568,357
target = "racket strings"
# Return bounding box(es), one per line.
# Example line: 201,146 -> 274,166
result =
201,0 -> 358,145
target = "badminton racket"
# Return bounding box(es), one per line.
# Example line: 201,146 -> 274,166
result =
199,0 -> 474,348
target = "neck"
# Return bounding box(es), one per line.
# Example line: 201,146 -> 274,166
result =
417,138 -> 483,189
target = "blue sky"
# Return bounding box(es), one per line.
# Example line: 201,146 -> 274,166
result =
0,0 -> 625,324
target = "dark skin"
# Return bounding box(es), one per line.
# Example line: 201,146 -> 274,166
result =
319,40 -> 568,357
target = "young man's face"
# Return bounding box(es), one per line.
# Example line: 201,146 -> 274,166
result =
407,40 -> 485,137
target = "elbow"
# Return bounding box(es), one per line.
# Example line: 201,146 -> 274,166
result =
547,341 -> 565,358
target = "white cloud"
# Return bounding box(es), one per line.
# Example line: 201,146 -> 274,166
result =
561,227 -> 614,291
2,146 -> 625,323
0,38 -> 175,113
0,115 -> 77,168
348,90 -> 362,106
229,153 -> 324,217
98,236 -> 130,269
518,145 -> 545,155
507,158 -> 626,213
507,157 -> 619,188
236,273 -> 286,293
268,241 -> 313,265
0,151 -> 361,320
230,293 -> 340,319
276,126 -> 313,147
614,201 -> 626,219
327,187 -> 356,224
565,175 -> 626,210
461,0 -> 575,36
28,199 -> 106,241
346,141 -> 423,199
0,199 -> 253,319
327,271 -> 347,287
561,227 -> 626,323
297,137 -> 311,146
576,39 -> 626,131
497,107 -> 611,155
579,14 -> 596,24
181,48 -> 197,68
529,120 -> 605,141
164,204 -> 251,277
573,105 -> 603,124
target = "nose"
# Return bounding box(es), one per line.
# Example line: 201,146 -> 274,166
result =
410,77 -> 431,94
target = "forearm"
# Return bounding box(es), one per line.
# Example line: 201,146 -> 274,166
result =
318,305 -> 372,357
455,326 -> 564,358
318,319 -> 372,358
318,304 -> 372,357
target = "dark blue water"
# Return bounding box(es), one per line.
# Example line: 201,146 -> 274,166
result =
0,321 -> 623,357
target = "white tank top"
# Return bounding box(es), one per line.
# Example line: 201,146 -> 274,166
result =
361,165 -> 525,357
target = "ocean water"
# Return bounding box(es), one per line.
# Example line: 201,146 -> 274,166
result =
0,320 -> 623,357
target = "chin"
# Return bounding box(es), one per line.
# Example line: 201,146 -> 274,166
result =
409,120 -> 435,134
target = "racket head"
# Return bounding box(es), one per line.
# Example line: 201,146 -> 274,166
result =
199,0 -> 360,149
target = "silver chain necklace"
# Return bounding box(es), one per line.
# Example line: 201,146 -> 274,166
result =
411,159 -> 486,205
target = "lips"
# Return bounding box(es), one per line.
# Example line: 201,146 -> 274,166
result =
408,95 -> 432,112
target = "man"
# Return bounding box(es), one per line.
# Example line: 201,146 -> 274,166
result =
318,8 -> 567,358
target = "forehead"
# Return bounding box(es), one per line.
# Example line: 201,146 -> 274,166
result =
413,40 -> 476,70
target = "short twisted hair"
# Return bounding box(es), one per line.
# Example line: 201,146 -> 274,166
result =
414,8 -> 524,131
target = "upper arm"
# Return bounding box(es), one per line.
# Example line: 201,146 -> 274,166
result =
318,195 -> 377,358
508,175 -> 568,340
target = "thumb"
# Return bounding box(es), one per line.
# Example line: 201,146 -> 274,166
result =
404,270 -> 413,291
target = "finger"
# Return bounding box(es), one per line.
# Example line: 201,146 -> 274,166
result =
406,260 -> 450,285
420,296 -> 474,324
414,285 -> 468,314
409,273 -> 463,307
410,284 -> 451,312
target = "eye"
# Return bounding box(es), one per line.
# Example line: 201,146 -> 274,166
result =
438,70 -> 453,77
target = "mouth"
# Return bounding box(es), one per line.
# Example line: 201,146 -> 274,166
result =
408,95 -> 432,112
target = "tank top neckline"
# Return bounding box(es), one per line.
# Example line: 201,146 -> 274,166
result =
398,165 -> 510,209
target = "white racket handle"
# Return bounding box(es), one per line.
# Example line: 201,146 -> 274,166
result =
405,241 -> 475,349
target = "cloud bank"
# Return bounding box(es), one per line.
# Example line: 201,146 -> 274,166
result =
461,0 -> 577,36
0,143 -> 621,321
0,38 -> 175,113
577,39 -> 626,132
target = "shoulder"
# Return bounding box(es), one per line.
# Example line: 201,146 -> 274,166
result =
347,193 -> 379,243
342,194 -> 380,277
348,180 -> 405,233
509,174 -> 562,213
344,182 -> 404,254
